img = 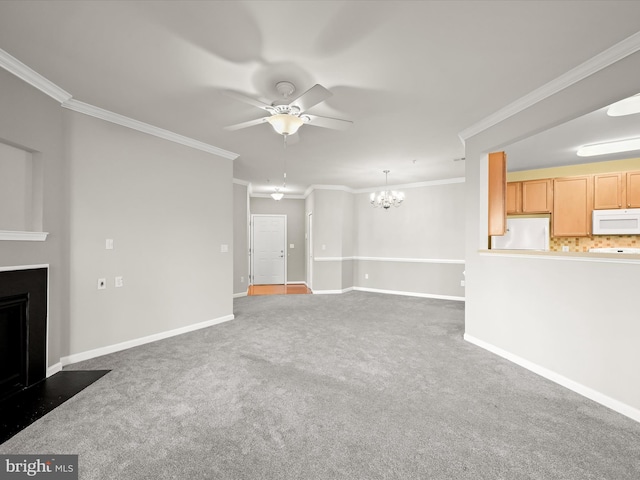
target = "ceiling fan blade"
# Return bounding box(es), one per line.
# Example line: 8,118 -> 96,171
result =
223,89 -> 272,111
288,84 -> 332,113
305,114 -> 353,131
224,116 -> 270,131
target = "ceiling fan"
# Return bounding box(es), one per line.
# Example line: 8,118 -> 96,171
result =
223,81 -> 353,136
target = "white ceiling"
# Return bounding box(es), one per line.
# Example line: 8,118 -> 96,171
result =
1,1 -> 640,194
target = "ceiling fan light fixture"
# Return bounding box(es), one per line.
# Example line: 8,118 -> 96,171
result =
577,137 -> 640,157
267,114 -> 304,136
607,94 -> 640,117
271,191 -> 284,201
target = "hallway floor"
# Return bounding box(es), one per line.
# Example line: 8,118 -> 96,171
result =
247,284 -> 312,296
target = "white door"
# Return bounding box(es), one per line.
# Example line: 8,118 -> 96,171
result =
252,215 -> 286,285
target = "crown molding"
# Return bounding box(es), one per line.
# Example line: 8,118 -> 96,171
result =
0,48 -> 72,103
352,177 -> 465,194
62,99 -> 238,160
250,193 -> 306,200
303,184 -> 355,197
458,30 -> 640,143
302,177 -> 465,197
233,178 -> 250,186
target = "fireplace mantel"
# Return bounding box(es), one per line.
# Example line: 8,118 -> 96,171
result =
0,231 -> 49,241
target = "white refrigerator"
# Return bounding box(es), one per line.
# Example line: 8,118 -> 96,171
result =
491,217 -> 549,251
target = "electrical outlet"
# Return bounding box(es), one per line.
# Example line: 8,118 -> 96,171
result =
460,280 -> 465,287
290,244 -> 294,249
220,244 -> 229,253
106,239 -> 114,250
365,274 -> 369,279
115,276 -> 123,288
562,246 -> 569,252
97,278 -> 106,290
240,276 -> 245,283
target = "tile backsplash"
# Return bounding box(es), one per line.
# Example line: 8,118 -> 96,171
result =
550,235 -> 640,252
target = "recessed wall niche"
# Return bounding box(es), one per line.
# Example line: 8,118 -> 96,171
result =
0,140 -> 44,237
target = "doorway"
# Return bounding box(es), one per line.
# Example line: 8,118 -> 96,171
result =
251,214 -> 286,285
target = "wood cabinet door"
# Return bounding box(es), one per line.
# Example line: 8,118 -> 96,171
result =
626,171 -> 640,208
594,173 -> 624,209
506,182 -> 521,214
488,152 -> 506,236
552,176 -> 592,237
522,179 -> 552,213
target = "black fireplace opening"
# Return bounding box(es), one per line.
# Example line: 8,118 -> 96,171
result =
0,268 -> 47,401
0,294 -> 28,398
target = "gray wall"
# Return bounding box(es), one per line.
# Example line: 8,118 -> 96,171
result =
307,182 -> 466,298
464,50 -> 640,417
233,182 -> 249,295
353,181 -> 465,298
66,111 -> 233,355
0,68 -> 67,368
0,69 -> 69,366
309,189 -> 354,292
250,196 -> 306,283
1,67 -> 236,366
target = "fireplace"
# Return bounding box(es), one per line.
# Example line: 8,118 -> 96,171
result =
0,268 -> 47,400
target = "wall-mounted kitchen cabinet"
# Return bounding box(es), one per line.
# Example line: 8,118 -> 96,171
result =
506,179 -> 553,214
594,172 -> 625,209
552,175 -> 592,237
593,171 -> 640,209
626,171 -> 640,208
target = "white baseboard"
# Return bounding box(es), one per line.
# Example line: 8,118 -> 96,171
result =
313,287 -> 354,295
464,333 -> 640,424
61,314 -> 234,367
233,291 -> 247,298
353,286 -> 465,302
286,281 -> 307,285
47,362 -> 62,377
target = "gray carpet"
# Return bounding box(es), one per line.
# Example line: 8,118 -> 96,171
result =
1,291 -> 639,479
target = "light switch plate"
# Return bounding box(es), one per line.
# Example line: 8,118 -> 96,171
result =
115,276 -> 123,288
220,244 -> 229,253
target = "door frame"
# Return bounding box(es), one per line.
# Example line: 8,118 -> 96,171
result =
306,212 -> 313,290
250,214 -> 287,285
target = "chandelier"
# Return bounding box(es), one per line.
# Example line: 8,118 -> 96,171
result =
370,170 -> 404,209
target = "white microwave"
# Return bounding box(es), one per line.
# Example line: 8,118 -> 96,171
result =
592,208 -> 640,235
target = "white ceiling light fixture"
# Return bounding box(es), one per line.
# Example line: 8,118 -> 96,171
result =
266,113 -> 305,136
370,170 -> 404,209
577,137 -> 640,157
224,81 -> 352,135
271,187 -> 284,201
607,94 -> 640,117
